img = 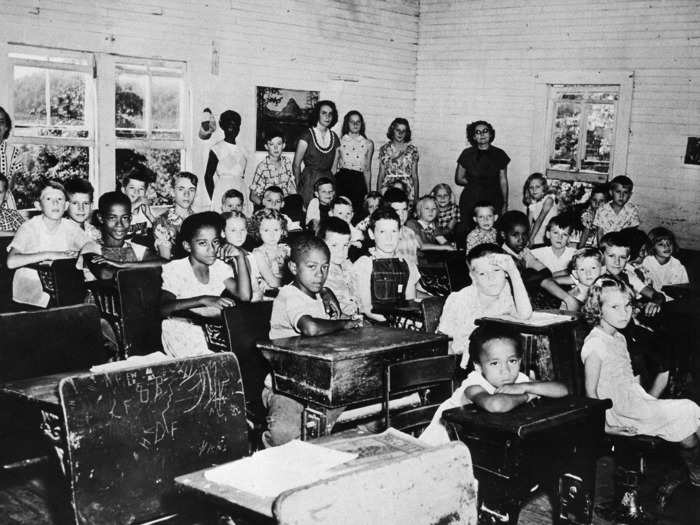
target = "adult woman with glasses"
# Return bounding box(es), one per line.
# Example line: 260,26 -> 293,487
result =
376,118 -> 419,203
455,120 -> 510,232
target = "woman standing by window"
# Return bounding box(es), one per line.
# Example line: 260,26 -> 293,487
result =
293,100 -> 340,206
455,120 -> 510,231
376,118 -> 419,203
336,110 -> 373,214
0,107 -> 21,209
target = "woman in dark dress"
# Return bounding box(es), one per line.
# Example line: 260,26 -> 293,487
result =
455,120 -> 510,232
292,100 -> 340,206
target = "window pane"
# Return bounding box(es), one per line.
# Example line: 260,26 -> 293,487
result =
115,148 -> 181,206
10,144 -> 89,209
13,66 -> 47,125
151,75 -> 181,139
116,71 -> 146,137
582,103 -> 615,173
549,101 -> 581,171
49,69 -> 86,127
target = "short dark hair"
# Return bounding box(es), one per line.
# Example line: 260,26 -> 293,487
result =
546,214 -> 573,233
496,210 -> 529,235
468,325 -> 522,366
364,191 -> 383,211
386,117 -> 411,142
219,110 -> 242,133
590,184 -> 609,197
179,212 -> 224,244
319,216 -> 351,238
466,120 -> 495,147
290,232 -> 330,264
263,125 -> 285,142
310,100 -> 338,128
0,106 -> 12,141
64,177 -> 94,200
369,206 -> 400,231
223,188 -> 244,202
98,191 -> 131,216
172,171 -> 198,188
609,175 -> 633,191
341,110 -> 366,138
599,231 -> 631,251
331,195 -> 353,210
263,185 -> 284,198
221,210 -> 247,223
314,177 -> 334,193
122,164 -> 154,186
383,187 -> 409,206
472,200 -> 497,215
466,243 -> 504,266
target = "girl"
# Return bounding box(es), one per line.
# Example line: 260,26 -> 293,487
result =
218,211 -> 253,302
640,227 -> 689,292
523,173 -> 557,247
337,110 -> 374,213
160,212 -> 247,357
431,183 -> 460,238
577,184 -> 609,248
405,195 -> 455,250
204,110 -> 251,214
251,209 -> 289,298
376,118 -> 419,202
581,277 -> 700,485
293,100 -> 340,206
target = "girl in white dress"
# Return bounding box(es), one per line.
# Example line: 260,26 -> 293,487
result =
581,276 -> 700,485
204,110 -> 251,214
160,212 -> 249,357
523,172 -> 558,247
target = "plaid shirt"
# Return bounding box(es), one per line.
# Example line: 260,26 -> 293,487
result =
0,207 -> 24,232
465,227 -> 497,253
249,156 -> 296,199
437,203 -> 460,231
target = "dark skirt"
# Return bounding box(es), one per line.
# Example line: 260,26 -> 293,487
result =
335,168 -> 368,214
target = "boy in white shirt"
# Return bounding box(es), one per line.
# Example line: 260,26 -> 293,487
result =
531,214 -> 576,273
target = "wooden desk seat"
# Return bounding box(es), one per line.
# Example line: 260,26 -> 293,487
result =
30,258 -> 86,307
59,353 -> 249,525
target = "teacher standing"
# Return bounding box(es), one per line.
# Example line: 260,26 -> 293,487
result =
376,118 -> 419,203
0,106 -> 21,209
455,120 -> 510,230
293,100 -> 340,206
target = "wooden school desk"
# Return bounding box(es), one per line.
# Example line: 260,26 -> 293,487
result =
372,300 -> 423,329
175,428 -> 478,524
443,396 -> 611,525
257,326 -> 450,439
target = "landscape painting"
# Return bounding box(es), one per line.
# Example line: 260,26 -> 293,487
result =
256,86 -> 319,151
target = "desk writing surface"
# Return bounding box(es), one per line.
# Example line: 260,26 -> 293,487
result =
442,396 -> 611,438
0,370 -> 83,409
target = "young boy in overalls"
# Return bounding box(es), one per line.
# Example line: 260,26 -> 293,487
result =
352,207 -> 420,323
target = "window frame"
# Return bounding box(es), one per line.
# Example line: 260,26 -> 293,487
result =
531,70 -> 634,184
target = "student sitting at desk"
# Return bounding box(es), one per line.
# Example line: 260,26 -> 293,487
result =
420,325 -> 568,445
265,233 -> 362,447
438,243 -> 532,369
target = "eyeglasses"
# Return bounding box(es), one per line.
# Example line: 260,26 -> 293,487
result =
474,129 -> 490,136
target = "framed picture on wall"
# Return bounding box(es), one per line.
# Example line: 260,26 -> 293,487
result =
684,137 -> 700,166
256,86 -> 319,151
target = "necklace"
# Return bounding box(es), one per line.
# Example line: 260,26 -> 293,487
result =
310,127 -> 335,154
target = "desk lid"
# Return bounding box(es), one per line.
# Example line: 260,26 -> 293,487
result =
257,326 -> 449,361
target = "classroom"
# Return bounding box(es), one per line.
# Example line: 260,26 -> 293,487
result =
1,0 -> 699,523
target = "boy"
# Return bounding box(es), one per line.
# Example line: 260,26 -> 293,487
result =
259,185 -> 300,232
352,207 -> 421,323
121,165 -> 156,237
328,196 -> 363,247
465,200 -> 498,253
64,177 -> 101,241
531,214 -> 576,273
249,127 -> 295,206
319,217 -> 362,318
265,234 -> 361,446
305,177 -> 335,232
153,171 -> 197,260
438,243 -> 532,368
383,187 -> 421,266
221,188 -> 244,213
7,181 -> 94,307
0,175 -> 24,233
593,175 -> 640,243
420,325 -> 567,445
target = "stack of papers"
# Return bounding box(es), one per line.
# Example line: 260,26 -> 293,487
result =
89,352 -> 172,373
204,440 -> 357,497
487,311 -> 574,327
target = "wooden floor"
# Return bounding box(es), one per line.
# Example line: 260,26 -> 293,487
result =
1,451 -> 699,524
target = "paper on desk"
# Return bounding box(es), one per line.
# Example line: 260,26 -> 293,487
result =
204,440 -> 357,497
89,352 -> 172,373
487,311 -> 574,327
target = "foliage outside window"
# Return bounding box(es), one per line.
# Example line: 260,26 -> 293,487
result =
114,62 -> 185,205
9,50 -> 93,208
547,86 -> 619,184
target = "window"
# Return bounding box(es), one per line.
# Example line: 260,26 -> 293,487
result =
6,46 -> 188,208
9,49 -> 95,208
532,71 -> 633,184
